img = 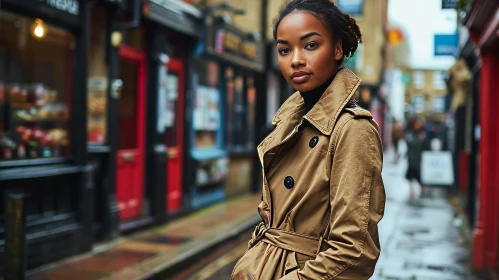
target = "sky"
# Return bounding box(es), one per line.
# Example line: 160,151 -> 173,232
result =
388,0 -> 458,70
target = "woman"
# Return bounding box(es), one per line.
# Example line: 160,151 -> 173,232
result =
405,117 -> 430,199
231,1 -> 385,279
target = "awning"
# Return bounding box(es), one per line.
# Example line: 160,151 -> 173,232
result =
145,0 -> 202,37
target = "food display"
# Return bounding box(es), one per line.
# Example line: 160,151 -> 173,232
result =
0,82 -> 69,160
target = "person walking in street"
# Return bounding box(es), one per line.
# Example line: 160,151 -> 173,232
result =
392,118 -> 404,163
404,116 -> 430,199
231,1 -> 386,279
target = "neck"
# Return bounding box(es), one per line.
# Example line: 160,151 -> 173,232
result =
300,75 -> 335,113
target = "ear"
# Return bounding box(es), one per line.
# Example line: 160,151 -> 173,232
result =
334,40 -> 343,60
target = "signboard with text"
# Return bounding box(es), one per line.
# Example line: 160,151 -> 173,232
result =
442,0 -> 458,9
207,20 -> 265,72
434,34 -> 458,56
3,0 -> 81,27
338,0 -> 365,16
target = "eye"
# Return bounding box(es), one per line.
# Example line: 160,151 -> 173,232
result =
278,47 -> 290,55
305,42 -> 318,50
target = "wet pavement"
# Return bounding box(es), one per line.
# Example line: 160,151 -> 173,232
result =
170,153 -> 473,280
373,153 -> 470,280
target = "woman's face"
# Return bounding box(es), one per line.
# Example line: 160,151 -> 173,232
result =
276,11 -> 343,92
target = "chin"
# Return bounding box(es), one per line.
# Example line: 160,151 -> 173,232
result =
291,82 -> 317,92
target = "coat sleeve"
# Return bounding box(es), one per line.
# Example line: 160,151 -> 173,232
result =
280,118 -> 386,280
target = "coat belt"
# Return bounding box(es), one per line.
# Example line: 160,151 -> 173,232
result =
250,222 -> 320,257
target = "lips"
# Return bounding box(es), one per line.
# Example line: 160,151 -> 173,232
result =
291,71 -> 311,84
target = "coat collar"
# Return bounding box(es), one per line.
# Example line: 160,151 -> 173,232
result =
272,68 -> 362,135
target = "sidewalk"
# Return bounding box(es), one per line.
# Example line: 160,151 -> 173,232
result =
28,194 -> 261,280
373,152 -> 471,279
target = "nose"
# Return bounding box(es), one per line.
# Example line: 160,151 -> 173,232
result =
290,50 -> 305,68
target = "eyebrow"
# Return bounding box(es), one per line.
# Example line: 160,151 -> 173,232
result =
276,32 -> 322,45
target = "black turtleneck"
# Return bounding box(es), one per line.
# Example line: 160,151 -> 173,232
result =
300,75 -> 335,113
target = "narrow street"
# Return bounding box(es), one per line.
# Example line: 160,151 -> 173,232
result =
167,152 -> 472,280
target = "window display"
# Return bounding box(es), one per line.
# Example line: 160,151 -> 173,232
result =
193,59 -> 221,148
0,12 -> 72,160
87,8 -> 108,145
225,67 -> 256,151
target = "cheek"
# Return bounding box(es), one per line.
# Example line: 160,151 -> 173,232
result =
309,49 -> 336,75
278,58 -> 291,76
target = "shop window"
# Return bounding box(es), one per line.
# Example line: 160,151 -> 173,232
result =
88,7 -> 108,145
193,59 -> 221,148
226,67 -> 255,151
0,11 -> 73,161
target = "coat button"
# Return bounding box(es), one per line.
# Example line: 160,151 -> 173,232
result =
309,136 -> 319,148
284,176 -> 294,189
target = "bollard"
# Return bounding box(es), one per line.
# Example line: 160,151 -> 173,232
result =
4,190 -> 27,280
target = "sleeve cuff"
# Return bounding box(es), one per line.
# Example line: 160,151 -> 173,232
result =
279,270 -> 300,280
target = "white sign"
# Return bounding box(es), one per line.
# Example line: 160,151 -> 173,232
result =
46,0 -> 79,15
157,54 -> 169,133
421,151 -> 454,186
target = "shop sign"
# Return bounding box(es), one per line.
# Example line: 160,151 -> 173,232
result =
208,22 -> 264,71
4,0 -> 80,25
45,0 -> 79,15
217,30 -> 258,60
434,34 -> 458,56
442,0 -> 458,9
338,0 -> 364,16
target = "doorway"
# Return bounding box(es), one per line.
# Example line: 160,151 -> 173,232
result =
116,46 -> 146,221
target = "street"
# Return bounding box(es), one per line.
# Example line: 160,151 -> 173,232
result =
167,152 -> 472,280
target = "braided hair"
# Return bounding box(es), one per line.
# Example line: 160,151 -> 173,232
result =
273,0 -> 362,65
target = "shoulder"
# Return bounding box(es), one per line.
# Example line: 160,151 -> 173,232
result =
342,106 -> 373,119
331,105 -> 382,152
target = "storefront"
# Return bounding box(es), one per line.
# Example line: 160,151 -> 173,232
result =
0,0 -> 93,272
185,17 -> 265,208
463,0 -> 499,271
142,0 -> 202,218
86,0 -> 154,235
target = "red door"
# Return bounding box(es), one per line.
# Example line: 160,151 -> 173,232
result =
116,46 -> 146,221
165,59 -> 184,214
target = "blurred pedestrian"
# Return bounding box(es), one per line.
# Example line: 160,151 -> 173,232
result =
392,118 -> 404,163
231,1 -> 385,279
404,117 -> 430,199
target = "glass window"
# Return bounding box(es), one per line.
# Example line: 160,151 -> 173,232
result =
88,7 -> 108,145
193,59 -> 221,148
413,71 -> 425,89
225,68 -> 256,151
0,11 -> 73,160
432,71 -> 446,90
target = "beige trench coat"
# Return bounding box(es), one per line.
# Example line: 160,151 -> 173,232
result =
231,69 -> 386,280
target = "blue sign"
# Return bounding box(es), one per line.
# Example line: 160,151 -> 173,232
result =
442,0 -> 458,9
338,0 -> 364,16
434,34 -> 458,56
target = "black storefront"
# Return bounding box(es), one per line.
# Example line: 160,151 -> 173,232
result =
184,16 -> 265,206
142,0 -> 202,220
0,0 -> 92,274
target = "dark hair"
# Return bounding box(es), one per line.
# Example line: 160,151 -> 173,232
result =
273,0 -> 362,65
